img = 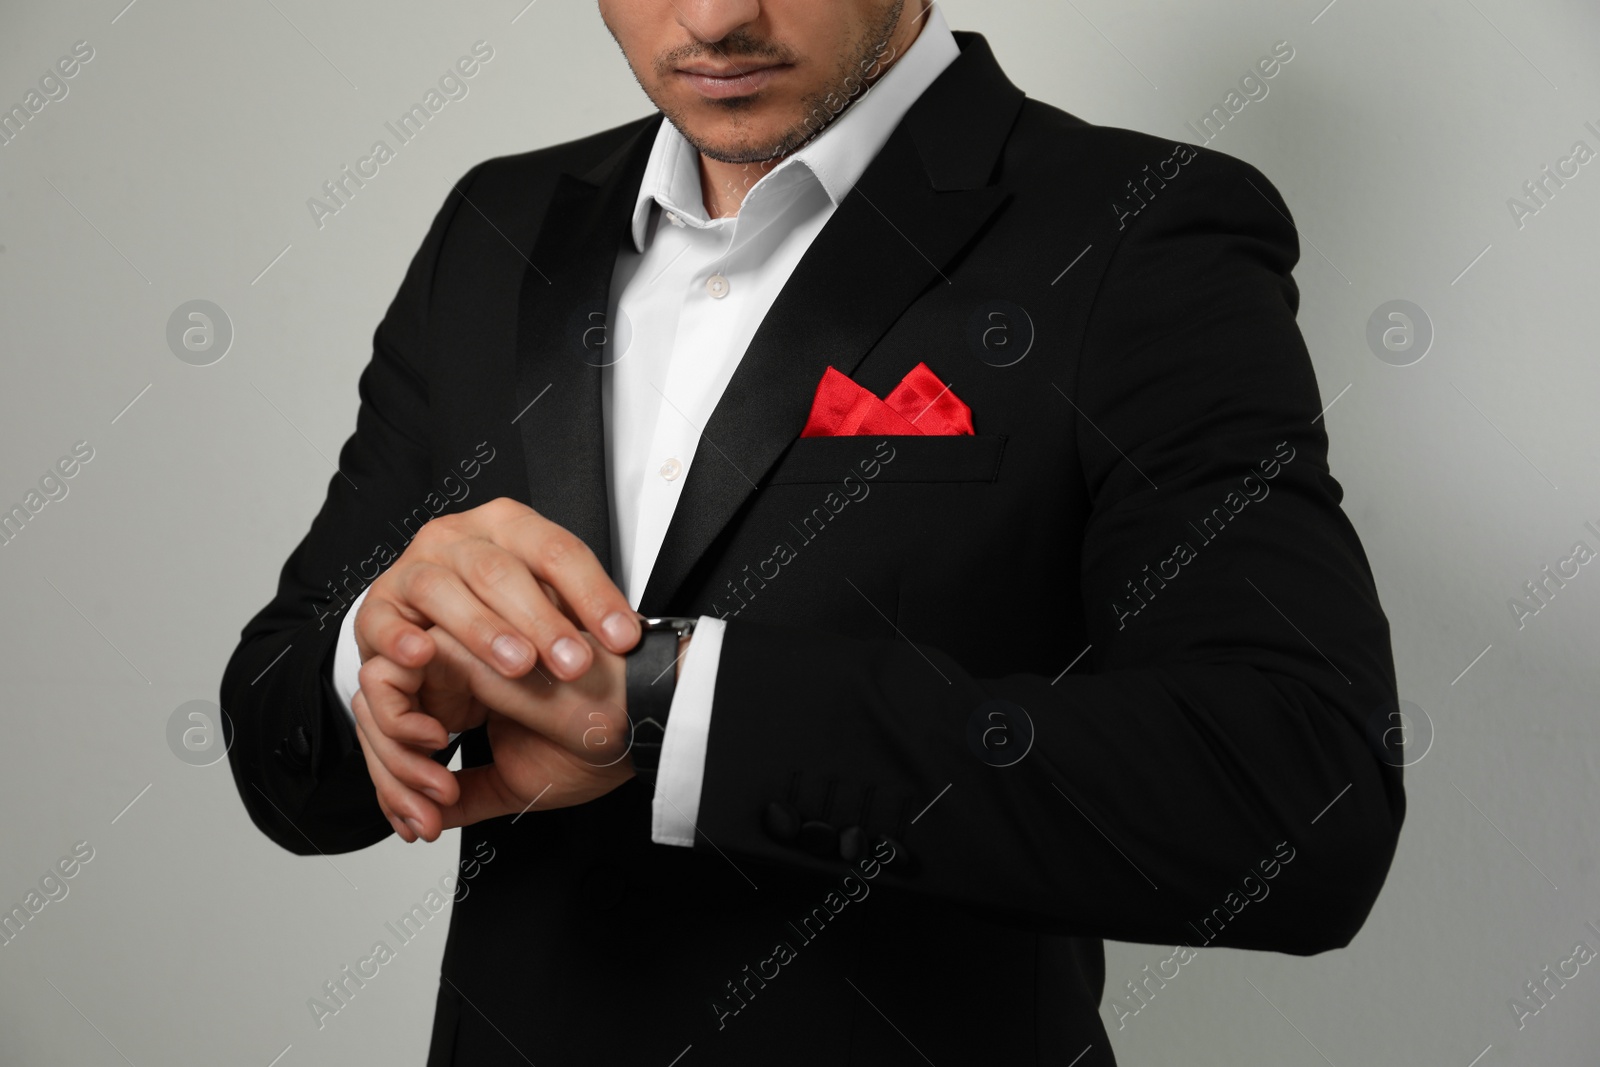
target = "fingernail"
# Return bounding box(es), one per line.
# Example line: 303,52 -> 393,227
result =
397,633 -> 428,662
492,634 -> 530,671
601,611 -> 636,648
551,636 -> 587,674
390,816 -> 408,838
404,817 -> 425,838
423,785 -> 446,804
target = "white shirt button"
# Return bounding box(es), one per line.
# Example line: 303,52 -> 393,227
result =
659,457 -> 683,481
664,209 -> 686,228
705,273 -> 730,299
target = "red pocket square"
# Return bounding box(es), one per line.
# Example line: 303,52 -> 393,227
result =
801,362 -> 974,438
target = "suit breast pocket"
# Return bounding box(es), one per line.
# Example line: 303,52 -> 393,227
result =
763,434 -> 1008,485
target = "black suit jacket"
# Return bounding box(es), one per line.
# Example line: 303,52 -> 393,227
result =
223,31 -> 1405,1067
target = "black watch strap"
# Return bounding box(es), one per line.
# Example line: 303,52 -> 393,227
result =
626,617 -> 695,775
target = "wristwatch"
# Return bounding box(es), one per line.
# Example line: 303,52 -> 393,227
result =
625,616 -> 697,777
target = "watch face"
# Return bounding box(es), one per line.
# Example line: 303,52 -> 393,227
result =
641,616 -> 697,637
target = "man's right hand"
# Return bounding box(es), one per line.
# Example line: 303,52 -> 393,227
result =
352,496 -> 641,754
352,624 -> 637,842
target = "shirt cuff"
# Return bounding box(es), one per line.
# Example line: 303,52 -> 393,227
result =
650,615 -> 726,848
331,586 -> 370,732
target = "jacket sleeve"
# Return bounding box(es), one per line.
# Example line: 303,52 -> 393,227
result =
220,164 -> 483,856
693,150 -> 1405,955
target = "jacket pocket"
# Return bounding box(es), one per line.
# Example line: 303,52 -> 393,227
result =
764,434 -> 1007,485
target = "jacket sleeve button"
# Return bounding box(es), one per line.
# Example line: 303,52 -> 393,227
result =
838,824 -> 866,864
874,834 -> 916,875
763,801 -> 800,843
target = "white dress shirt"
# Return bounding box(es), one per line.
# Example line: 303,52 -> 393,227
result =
334,4 -> 959,847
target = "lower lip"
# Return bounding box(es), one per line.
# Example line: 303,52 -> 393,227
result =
677,65 -> 785,99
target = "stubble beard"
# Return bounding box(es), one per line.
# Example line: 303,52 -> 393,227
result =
650,1 -> 905,167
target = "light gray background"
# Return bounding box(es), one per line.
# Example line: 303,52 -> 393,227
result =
2,1 -> 1596,1064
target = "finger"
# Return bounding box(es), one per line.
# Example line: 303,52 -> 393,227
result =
393,561 -> 539,680
352,686 -> 456,825
359,654 -> 451,751
357,707 -> 458,813
363,729 -> 445,842
352,691 -> 422,842
414,674 -> 489,736
447,540 -> 599,683
356,592 -> 437,669
497,514 -> 640,655
369,743 -> 443,842
374,790 -> 414,843
361,754 -> 413,842
431,627 -> 565,738
538,580 -> 590,631
375,725 -> 460,813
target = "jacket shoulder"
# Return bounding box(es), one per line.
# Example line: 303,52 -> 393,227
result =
1013,98 -> 1276,183
459,114 -> 658,198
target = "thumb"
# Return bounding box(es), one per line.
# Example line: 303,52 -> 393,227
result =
438,765 -> 523,831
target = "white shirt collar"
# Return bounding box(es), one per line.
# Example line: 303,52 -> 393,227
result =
628,3 -> 960,252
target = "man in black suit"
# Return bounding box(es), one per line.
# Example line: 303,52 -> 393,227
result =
223,1 -> 1406,1063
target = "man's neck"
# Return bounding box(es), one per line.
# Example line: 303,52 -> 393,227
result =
696,2 -> 931,220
